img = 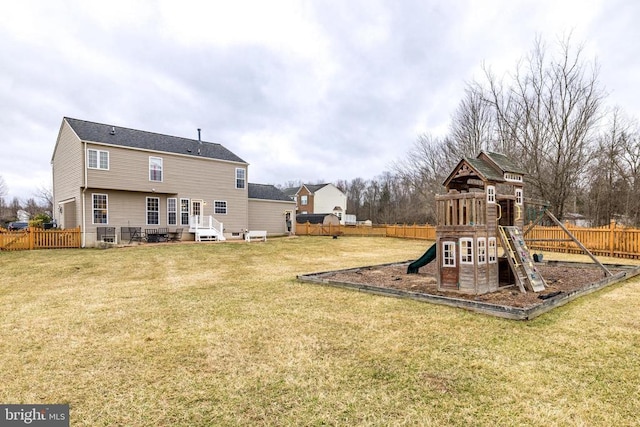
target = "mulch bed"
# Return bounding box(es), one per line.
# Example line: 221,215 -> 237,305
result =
323,260 -> 631,309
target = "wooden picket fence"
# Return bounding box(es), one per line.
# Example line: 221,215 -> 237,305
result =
296,220 -> 640,259
525,220 -> 640,259
0,227 -> 81,251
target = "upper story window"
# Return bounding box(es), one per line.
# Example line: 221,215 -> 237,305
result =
300,195 -> 308,206
149,157 -> 163,182
88,149 -> 109,170
235,168 -> 246,189
486,185 -> 496,204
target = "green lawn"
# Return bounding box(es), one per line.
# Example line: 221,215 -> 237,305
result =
1,237 -> 639,426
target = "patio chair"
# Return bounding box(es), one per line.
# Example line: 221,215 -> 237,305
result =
169,228 -> 184,242
158,228 -> 169,242
145,229 -> 159,243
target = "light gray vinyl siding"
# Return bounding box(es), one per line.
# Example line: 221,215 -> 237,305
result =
52,120 -> 83,228
79,145 -> 249,244
248,199 -> 297,235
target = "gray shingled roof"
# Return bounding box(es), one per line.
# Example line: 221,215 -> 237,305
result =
481,151 -> 526,175
65,117 -> 247,164
304,183 -> 329,193
248,183 -> 293,201
465,158 -> 504,182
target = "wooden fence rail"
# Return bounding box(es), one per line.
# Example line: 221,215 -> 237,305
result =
296,220 -> 640,260
0,227 -> 81,251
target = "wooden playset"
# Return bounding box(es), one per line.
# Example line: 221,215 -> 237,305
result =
420,151 -> 610,295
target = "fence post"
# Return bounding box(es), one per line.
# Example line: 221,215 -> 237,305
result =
609,219 -> 616,257
29,229 -> 35,250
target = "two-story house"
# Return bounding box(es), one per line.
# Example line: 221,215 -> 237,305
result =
285,183 -> 348,225
51,117 -> 295,246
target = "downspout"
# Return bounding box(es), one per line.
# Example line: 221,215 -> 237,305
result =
81,140 -> 87,248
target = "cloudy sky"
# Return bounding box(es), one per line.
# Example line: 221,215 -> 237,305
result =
1,0 -> 638,201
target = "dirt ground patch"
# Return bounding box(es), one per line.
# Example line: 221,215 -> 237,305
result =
327,261 -> 628,308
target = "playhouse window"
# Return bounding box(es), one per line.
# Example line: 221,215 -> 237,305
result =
477,238 -> 486,264
488,237 -> 497,263
515,188 -> 523,205
442,241 -> 456,267
460,238 -> 473,264
487,186 -> 496,204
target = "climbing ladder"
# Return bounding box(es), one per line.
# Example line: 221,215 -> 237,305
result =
498,226 -> 546,293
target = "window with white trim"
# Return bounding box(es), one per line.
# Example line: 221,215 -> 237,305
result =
486,185 -> 496,204
235,168 -> 246,189
300,195 -> 308,205
88,149 -> 109,170
460,238 -> 474,264
442,241 -> 456,267
149,157 -> 163,182
515,188 -> 523,205
477,238 -> 487,264
504,173 -> 523,182
488,237 -> 497,263
167,198 -> 177,226
92,193 -> 108,224
146,197 -> 159,225
214,200 -> 227,214
180,198 -> 189,226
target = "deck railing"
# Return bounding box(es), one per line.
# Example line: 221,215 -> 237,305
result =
189,215 -> 224,233
0,227 -> 81,251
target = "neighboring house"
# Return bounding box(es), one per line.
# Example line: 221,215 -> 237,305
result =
287,183 -> 348,225
51,117 -> 295,247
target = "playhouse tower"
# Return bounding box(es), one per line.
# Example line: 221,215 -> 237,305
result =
435,151 -> 544,295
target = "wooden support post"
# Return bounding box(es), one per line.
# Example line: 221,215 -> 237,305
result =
545,210 -> 613,277
609,220 -> 615,257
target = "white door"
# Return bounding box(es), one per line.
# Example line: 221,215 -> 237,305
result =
191,200 -> 203,226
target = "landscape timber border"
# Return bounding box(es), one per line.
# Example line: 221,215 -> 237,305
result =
298,261 -> 640,320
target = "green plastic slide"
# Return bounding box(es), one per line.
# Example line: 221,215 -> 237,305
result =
407,243 -> 437,274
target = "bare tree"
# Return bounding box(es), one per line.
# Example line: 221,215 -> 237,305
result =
481,35 -> 605,217
34,185 -> 53,214
617,117 -> 640,225
392,133 -> 452,223
449,83 -> 496,157
586,108 -> 628,224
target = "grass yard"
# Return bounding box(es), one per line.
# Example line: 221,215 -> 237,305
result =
1,236 -> 639,426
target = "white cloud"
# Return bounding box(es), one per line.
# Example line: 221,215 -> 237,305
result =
0,0 -> 638,202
